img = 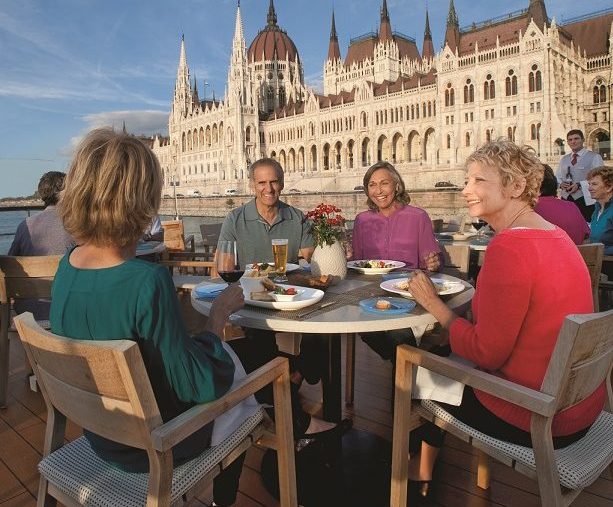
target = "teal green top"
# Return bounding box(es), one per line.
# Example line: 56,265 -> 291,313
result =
218,199 -> 314,268
50,249 -> 235,471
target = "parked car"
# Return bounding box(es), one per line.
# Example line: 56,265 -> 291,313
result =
434,181 -> 458,189
163,194 -> 171,199
211,191 -> 221,196
187,189 -> 202,197
288,188 -> 301,193
225,189 -> 237,195
353,185 -> 364,191
175,193 -> 185,198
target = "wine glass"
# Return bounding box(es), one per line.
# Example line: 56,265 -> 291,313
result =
216,240 -> 244,283
472,218 -> 486,237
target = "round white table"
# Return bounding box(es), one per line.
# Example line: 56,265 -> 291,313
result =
192,271 -> 474,422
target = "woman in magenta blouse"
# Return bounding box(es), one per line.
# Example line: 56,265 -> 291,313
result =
352,162 -> 441,361
352,162 -> 441,270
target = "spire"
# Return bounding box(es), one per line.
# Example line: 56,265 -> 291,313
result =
422,10 -> 434,59
447,0 -> 458,27
527,0 -> 548,30
179,34 -> 187,70
444,0 -> 460,52
234,0 -> 244,40
267,0 -> 277,26
379,0 -> 392,42
327,10 -> 341,61
122,121 -> 127,134
174,35 -> 192,114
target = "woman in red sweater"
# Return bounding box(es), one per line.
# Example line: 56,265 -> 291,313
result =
405,140 -> 604,497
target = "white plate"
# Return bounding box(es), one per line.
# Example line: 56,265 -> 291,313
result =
347,260 -> 406,274
245,262 -> 301,273
450,233 -> 476,241
380,277 -> 465,299
244,284 -> 324,311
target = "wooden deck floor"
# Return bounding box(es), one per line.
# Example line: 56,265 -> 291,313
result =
2,295 -> 612,506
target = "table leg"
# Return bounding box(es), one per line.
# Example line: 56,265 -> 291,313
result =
320,333 -> 342,422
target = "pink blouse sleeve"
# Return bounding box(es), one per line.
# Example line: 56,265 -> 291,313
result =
417,212 -> 441,263
351,214 -> 364,261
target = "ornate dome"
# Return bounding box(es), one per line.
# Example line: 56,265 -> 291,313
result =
248,0 -> 299,63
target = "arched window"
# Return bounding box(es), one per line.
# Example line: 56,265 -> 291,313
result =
464,79 -> 474,103
535,70 -> 542,91
446,134 -> 451,149
505,70 -> 518,96
531,124 -> 536,140
486,129 -> 492,143
600,85 -> 607,103
594,86 -> 601,103
411,105 -> 415,119
594,80 -> 607,104
278,87 -> 286,107
508,127 -> 513,141
428,101 -> 432,116
445,83 -> 455,107
465,132 -> 471,147
423,103 -> 427,117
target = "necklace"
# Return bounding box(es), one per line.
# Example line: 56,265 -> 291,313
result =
504,205 -> 532,230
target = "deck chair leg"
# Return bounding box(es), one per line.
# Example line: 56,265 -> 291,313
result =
0,331 -> 9,408
345,333 -> 356,406
477,450 -> 491,490
37,476 -> 56,507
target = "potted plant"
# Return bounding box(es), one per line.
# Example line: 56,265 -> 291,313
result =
305,203 -> 348,282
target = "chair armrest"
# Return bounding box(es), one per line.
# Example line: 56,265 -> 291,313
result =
151,356 -> 289,451
397,345 -> 557,417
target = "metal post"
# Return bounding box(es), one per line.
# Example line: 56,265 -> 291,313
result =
173,175 -> 179,220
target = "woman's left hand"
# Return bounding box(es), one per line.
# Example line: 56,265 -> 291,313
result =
407,271 -> 440,311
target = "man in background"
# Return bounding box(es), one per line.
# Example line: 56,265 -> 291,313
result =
556,129 -> 604,221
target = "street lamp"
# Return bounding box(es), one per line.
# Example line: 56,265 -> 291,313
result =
171,174 -> 179,219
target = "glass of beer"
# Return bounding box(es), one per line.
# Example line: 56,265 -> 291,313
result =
272,238 -> 289,283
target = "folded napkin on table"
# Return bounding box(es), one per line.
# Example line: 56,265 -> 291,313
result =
193,283 -> 228,298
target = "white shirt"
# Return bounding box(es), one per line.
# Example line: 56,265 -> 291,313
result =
556,148 -> 604,200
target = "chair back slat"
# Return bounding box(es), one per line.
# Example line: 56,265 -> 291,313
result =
440,244 -> 470,280
15,313 -> 163,449
577,243 -> 604,311
0,255 -> 62,303
541,310 -> 613,412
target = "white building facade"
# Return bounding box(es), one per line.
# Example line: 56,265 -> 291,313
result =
153,0 -> 613,196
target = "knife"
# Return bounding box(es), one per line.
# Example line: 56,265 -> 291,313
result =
298,301 -> 336,318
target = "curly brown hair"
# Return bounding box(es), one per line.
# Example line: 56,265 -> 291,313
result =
59,128 -> 162,247
587,166 -> 613,188
465,140 -> 544,207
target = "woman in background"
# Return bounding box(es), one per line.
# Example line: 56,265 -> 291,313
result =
52,128 -> 245,506
405,141 -> 603,498
587,166 -> 613,279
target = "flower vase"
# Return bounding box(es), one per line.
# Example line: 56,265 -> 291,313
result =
310,241 -> 347,284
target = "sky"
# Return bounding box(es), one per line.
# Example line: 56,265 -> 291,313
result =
0,0 -> 610,198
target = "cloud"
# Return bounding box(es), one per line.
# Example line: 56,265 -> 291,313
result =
62,109 -> 169,157
304,72 -> 323,94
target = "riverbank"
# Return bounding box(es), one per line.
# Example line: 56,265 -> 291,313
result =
160,188 -> 466,222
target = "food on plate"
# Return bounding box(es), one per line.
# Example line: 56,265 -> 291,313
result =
375,299 -> 391,310
274,286 -> 297,295
353,260 -> 395,269
250,262 -> 275,275
250,291 -> 275,302
291,274 -> 332,290
260,277 -> 276,291
394,279 -> 451,294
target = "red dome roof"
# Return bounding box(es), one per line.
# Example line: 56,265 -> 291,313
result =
247,0 -> 299,63
248,26 -> 299,63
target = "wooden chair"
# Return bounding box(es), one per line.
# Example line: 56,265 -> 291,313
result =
159,255 -> 217,291
599,255 -> 613,311
577,243 -> 604,311
0,255 -> 62,408
199,223 -> 223,261
15,313 -> 298,507
390,310 -> 613,507
162,220 -> 195,253
439,243 -> 470,281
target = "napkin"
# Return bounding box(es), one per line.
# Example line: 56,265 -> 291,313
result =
412,354 -> 474,406
194,283 -> 228,298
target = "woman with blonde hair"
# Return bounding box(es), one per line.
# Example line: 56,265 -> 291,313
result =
405,140 -> 604,499
587,166 -> 613,278
52,128 -> 245,506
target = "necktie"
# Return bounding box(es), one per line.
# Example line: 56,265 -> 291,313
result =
571,153 -> 578,165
